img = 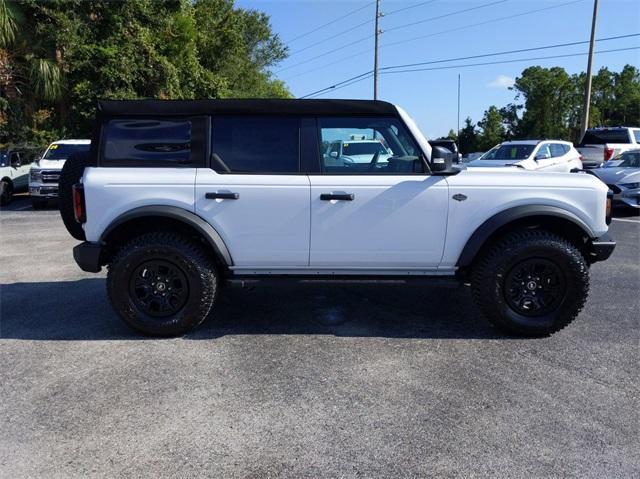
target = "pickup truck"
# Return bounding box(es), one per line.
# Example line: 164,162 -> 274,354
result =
577,127 -> 640,168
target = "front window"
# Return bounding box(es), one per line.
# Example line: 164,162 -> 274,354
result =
318,117 -> 423,174
44,143 -> 90,160
0,152 -> 8,167
482,144 -> 536,161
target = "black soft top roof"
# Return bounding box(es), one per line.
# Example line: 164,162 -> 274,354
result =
97,99 -> 398,117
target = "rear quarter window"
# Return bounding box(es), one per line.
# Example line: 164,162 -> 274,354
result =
102,119 -> 197,166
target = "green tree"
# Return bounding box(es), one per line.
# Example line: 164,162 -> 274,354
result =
1,0 -> 291,145
477,106 -> 505,151
457,117 -> 478,153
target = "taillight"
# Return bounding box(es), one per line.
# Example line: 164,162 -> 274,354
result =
72,184 -> 86,223
604,147 -> 614,161
605,190 -> 613,225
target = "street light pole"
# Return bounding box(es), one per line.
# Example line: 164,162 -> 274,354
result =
374,0 -> 381,100
457,74 -> 461,140
580,0 -> 599,140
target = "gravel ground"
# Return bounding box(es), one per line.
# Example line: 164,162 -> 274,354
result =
1,195 -> 639,478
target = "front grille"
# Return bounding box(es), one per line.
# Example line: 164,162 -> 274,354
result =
40,170 -> 61,184
607,184 -> 622,194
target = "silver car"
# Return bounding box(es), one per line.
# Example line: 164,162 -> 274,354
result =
592,149 -> 640,209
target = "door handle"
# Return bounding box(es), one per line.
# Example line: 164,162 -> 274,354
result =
320,193 -> 354,201
205,192 -> 239,200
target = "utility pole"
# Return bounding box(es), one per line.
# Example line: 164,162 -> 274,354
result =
580,0 -> 599,139
373,0 -> 381,100
457,74 -> 461,140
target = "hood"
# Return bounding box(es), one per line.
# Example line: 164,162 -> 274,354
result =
36,159 -> 67,169
593,167 -> 640,184
468,159 -> 524,168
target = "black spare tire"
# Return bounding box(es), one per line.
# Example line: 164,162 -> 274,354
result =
59,151 -> 88,241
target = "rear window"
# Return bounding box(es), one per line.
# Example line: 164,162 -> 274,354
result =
44,143 -> 90,160
579,129 -> 630,146
103,119 -> 192,166
211,117 -> 299,173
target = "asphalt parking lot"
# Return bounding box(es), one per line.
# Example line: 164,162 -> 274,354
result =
1,195 -> 639,478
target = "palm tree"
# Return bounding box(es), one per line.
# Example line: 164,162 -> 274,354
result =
0,0 -> 62,104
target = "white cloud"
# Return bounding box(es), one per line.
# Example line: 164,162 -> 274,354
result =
487,75 -> 515,89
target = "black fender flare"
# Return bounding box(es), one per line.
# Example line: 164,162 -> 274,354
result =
456,205 -> 595,267
101,205 -> 233,266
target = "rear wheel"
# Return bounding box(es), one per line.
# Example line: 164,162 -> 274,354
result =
107,232 -> 218,337
0,180 -> 13,205
471,230 -> 589,336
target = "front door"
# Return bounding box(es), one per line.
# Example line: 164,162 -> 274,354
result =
309,117 -> 449,270
195,116 -> 310,268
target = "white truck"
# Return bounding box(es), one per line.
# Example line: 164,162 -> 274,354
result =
29,139 -> 90,208
576,127 -> 640,169
60,99 -> 615,338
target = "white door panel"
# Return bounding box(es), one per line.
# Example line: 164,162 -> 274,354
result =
309,175 -> 449,267
195,170 -> 310,267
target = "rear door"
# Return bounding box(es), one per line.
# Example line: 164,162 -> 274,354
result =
195,116 -> 311,268
308,116 -> 449,270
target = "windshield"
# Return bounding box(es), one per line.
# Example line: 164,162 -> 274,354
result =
44,143 -> 90,160
481,144 -> 535,161
605,151 -> 640,168
341,142 -> 388,156
0,152 -> 8,167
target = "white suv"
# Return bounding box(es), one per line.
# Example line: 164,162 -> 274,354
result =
62,99 -> 615,337
469,140 -> 582,172
29,139 -> 90,209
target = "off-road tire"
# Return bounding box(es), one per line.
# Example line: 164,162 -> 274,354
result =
471,229 -> 589,336
31,198 -> 48,210
0,180 -> 13,206
59,151 -> 88,240
107,232 -> 218,337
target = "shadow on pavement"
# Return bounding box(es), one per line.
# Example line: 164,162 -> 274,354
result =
1,278 -> 505,341
1,195 -> 59,212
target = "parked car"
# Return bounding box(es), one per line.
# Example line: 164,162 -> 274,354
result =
0,147 -> 38,205
468,140 -> 582,172
428,139 -> 462,163
577,127 -> 640,169
591,148 -> 640,209
62,99 -> 614,338
29,139 -> 90,209
324,139 -> 392,166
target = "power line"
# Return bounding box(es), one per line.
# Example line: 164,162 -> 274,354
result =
379,46 -> 639,75
298,34 -> 638,99
278,0 -> 510,75
384,0 -> 438,17
381,0 -> 586,50
384,0 -> 507,33
300,71 -> 373,99
289,17 -> 373,58
380,33 -> 640,72
305,46 -> 638,100
289,31 -> 636,85
285,2 -> 374,45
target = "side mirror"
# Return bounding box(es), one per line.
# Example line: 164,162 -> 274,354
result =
431,146 -> 455,173
535,152 -> 550,161
11,160 -> 21,168
330,151 -> 338,158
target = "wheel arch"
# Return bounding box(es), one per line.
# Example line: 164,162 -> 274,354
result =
100,206 -> 233,268
456,205 -> 595,269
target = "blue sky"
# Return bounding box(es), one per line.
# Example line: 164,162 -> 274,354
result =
237,0 -> 640,139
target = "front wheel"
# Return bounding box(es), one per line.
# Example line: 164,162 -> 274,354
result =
471,230 -> 589,336
107,232 -> 218,337
0,180 -> 13,205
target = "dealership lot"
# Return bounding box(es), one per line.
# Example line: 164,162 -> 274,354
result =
1,197 -> 638,478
